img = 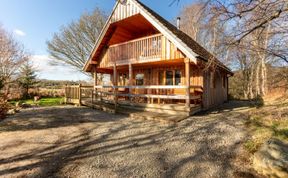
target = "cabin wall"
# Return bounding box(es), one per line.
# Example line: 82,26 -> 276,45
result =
111,0 -> 140,23
203,69 -> 228,109
98,49 -> 109,68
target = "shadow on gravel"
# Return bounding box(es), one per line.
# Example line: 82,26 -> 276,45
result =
0,102 -> 258,177
0,106 -> 125,132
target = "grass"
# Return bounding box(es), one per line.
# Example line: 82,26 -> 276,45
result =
244,99 -> 288,153
9,97 -> 64,107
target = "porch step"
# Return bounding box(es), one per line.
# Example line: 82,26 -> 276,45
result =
117,109 -> 189,124
81,99 -> 115,114
81,99 -> 201,123
118,103 -> 202,116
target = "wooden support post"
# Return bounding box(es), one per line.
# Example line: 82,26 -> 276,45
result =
113,63 -> 118,111
129,63 -> 133,103
92,71 -> 98,103
185,58 -> 191,108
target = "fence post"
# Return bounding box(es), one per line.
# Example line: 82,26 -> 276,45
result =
79,84 -> 82,106
64,84 -> 67,104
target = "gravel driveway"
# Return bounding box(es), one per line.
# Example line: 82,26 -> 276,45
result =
0,102 -> 258,178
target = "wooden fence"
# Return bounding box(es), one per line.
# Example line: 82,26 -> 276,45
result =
65,85 -> 93,105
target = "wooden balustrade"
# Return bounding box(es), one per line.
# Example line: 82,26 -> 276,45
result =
108,34 -> 163,64
65,85 -> 202,108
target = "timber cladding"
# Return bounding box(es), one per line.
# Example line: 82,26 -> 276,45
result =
79,0 -> 233,115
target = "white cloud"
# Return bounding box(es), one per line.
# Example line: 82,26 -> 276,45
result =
13,29 -> 26,37
30,55 -> 89,81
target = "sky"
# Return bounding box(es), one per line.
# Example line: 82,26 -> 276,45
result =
0,0 -> 193,81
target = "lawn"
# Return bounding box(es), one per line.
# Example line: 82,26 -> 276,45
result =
9,97 -> 64,107
244,98 -> 288,153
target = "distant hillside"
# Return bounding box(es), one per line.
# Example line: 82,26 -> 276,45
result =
36,79 -> 92,89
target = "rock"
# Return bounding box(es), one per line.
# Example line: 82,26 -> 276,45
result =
7,109 -> 16,115
20,103 -> 31,108
253,139 -> 288,178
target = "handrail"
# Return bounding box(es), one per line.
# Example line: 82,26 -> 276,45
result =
109,33 -> 163,48
94,85 -> 202,89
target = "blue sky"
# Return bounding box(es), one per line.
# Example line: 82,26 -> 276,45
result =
0,0 -> 193,81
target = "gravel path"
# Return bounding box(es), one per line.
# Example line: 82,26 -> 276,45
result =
0,102 -> 257,178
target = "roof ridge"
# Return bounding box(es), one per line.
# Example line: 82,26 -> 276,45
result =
135,0 -> 232,73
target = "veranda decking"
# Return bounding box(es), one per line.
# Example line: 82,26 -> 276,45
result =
65,85 -> 202,117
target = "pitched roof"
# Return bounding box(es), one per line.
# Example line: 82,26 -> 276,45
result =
84,0 -> 232,74
135,0 -> 232,73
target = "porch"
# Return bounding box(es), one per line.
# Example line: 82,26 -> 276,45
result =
65,84 -> 202,117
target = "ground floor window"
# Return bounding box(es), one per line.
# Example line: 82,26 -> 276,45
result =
175,70 -> 181,85
159,69 -> 182,85
136,73 -> 144,85
166,70 -> 173,85
119,73 -> 128,86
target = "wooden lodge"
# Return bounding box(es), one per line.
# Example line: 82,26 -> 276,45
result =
66,0 -> 233,117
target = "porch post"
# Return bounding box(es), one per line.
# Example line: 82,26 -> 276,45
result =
113,63 -> 118,111
94,72 -> 97,102
94,72 -> 97,86
129,63 -> 133,102
185,58 -> 191,108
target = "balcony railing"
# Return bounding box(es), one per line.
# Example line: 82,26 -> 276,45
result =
108,34 -> 163,64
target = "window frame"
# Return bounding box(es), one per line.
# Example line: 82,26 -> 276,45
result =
135,73 -> 144,86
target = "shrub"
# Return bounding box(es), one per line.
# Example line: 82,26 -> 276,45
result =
0,98 -> 8,120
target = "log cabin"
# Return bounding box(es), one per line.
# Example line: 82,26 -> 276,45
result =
81,0 -> 233,116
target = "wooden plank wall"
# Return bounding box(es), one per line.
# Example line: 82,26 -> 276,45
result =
202,69 -> 228,109
189,66 -> 204,94
98,49 -> 109,68
111,0 -> 140,23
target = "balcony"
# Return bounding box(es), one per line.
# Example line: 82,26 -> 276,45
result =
107,34 -> 163,66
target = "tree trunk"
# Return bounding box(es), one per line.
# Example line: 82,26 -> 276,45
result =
248,68 -> 254,99
260,23 -> 270,97
255,62 -> 260,96
260,58 -> 267,96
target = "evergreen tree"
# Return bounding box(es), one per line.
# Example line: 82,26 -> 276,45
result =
17,62 -> 38,98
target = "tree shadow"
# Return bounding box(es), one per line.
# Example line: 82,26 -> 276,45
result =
0,105 -> 258,177
0,106 -> 125,132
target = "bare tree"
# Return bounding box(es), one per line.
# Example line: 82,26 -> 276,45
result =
0,26 -> 29,97
178,0 -> 288,99
47,8 -> 107,75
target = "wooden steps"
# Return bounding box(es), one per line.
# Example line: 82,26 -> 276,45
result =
116,108 -> 189,124
81,99 -> 115,114
81,99 -> 201,123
